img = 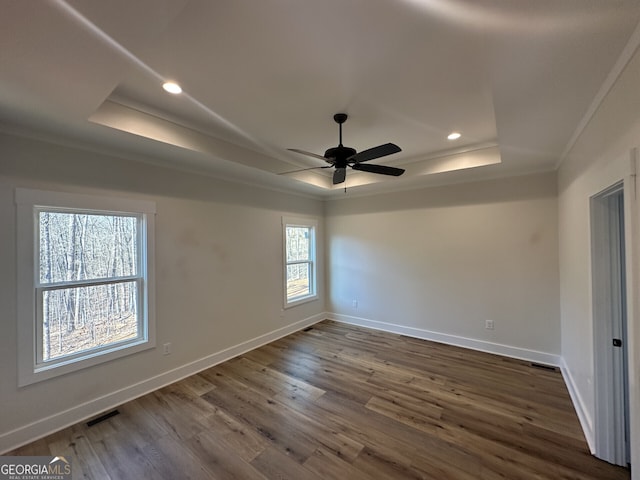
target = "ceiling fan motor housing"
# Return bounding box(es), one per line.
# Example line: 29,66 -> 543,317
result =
324,146 -> 357,167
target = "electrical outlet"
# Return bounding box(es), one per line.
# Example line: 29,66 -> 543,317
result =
163,343 -> 172,355
352,299 -> 358,309
485,320 -> 495,330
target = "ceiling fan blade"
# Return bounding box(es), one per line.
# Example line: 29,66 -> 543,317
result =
351,163 -> 405,177
287,148 -> 330,162
350,143 -> 401,163
278,165 -> 333,175
333,167 -> 347,184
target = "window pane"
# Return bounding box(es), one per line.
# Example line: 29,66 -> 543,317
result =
286,226 -> 310,262
42,281 -> 139,361
287,263 -> 311,300
39,211 -> 138,284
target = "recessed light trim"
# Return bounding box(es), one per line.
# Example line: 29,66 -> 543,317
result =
447,132 -> 461,140
162,82 -> 182,94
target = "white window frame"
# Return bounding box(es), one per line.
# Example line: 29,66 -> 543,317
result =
283,216 -> 318,307
15,188 -> 156,386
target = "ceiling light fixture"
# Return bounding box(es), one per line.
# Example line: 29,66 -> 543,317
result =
162,82 -> 182,94
447,132 -> 461,140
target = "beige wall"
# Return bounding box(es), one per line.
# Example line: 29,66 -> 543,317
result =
325,172 -> 560,360
558,43 -> 640,467
0,133 -> 325,451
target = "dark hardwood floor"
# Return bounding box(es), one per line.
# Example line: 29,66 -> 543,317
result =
9,320 -> 630,479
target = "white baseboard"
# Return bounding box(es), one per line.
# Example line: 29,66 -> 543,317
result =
0,313 -> 325,454
560,357 -> 595,454
327,313 -> 561,366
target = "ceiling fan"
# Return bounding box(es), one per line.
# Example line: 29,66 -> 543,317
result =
286,113 -> 405,185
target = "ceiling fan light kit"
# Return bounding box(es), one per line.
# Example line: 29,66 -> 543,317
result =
287,113 -> 405,185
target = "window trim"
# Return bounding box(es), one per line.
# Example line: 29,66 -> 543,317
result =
15,188 -> 156,386
282,216 -> 318,308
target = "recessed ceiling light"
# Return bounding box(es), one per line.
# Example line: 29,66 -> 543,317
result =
162,82 -> 182,94
447,132 -> 461,140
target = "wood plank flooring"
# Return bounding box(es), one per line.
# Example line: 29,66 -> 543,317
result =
9,320 -> 630,479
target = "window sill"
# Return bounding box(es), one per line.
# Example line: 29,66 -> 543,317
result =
20,339 -> 155,387
284,294 -> 319,309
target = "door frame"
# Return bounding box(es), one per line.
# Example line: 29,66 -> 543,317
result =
591,182 -> 629,465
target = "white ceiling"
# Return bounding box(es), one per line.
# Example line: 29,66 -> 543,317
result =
2,0 -> 640,197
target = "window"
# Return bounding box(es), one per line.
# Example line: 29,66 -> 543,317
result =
283,216 -> 318,306
16,189 -> 156,386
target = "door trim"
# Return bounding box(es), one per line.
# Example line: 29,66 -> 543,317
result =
591,182 -> 629,466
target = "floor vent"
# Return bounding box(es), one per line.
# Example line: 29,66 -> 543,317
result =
530,362 -> 558,372
302,326 -> 314,332
87,409 -> 120,427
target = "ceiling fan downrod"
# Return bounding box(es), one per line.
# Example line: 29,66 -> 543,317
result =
334,113 -> 348,146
